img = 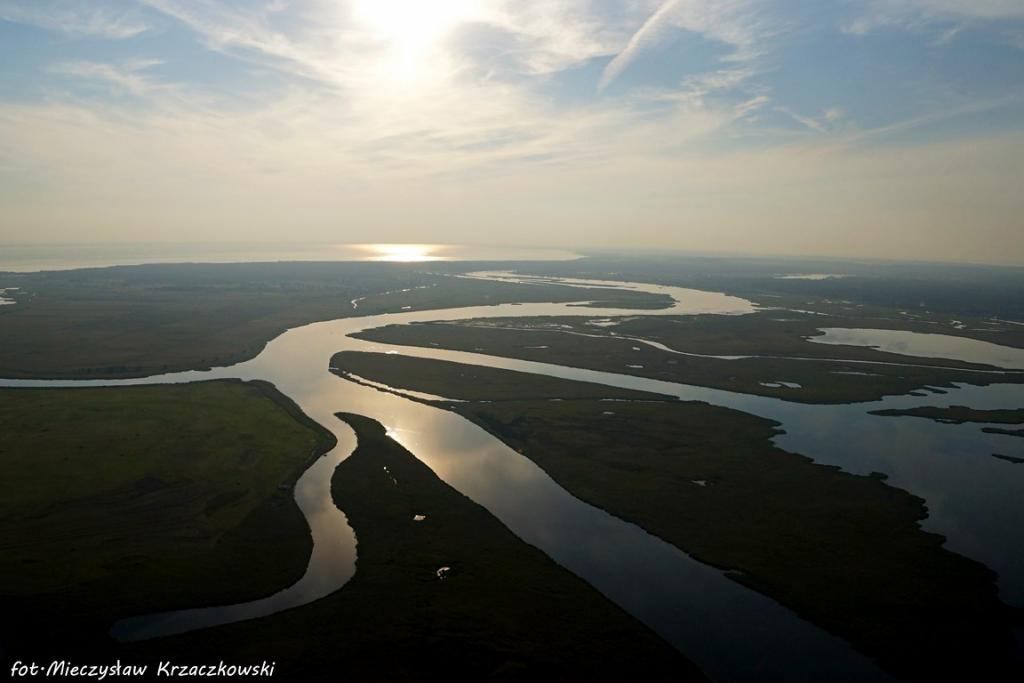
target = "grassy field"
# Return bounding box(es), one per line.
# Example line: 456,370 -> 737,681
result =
328,352 -> 1019,682
574,309 -> 1024,359
132,413 -> 702,681
352,275 -> 673,314
0,377 -> 702,679
0,380 -> 334,654
333,351 -> 671,401
0,263 -> 427,379
511,255 -> 1024,338
352,314 -> 1024,403
0,263 -> 668,380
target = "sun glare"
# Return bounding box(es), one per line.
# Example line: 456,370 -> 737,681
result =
354,0 -> 476,85
359,243 -> 442,262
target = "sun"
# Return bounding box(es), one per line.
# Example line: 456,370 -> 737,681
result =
353,0 -> 478,85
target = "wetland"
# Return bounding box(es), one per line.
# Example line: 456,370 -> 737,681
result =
2,255 -> 1023,681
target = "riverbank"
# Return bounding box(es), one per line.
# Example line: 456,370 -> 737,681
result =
127,413 -> 703,681
329,351 -> 1020,681
0,380 -> 332,655
352,315 -> 1024,403
0,263 -> 668,380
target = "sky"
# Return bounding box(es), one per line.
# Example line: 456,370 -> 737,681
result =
0,0 -> 1022,264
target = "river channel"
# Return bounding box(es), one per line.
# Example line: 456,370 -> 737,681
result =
4,273 -> 1023,682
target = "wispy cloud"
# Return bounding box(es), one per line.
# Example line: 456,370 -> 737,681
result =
48,59 -> 167,97
776,106 -> 827,133
137,0 -> 361,86
827,92 -> 1024,150
1,1 -> 1022,262
846,0 -> 1024,36
0,1 -> 149,39
902,0 -> 1024,20
599,0 -> 681,91
599,0 -> 773,92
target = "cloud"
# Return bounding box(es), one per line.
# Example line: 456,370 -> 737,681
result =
902,0 -> 1024,19
1,0 -> 1022,263
832,92 -> 1024,149
48,59 -> 167,97
4,90 -> 1022,266
137,0 -> 361,86
599,0 -> 772,91
0,1 -> 149,39
846,0 -> 1024,36
137,1 -> 645,89
599,0 -> 681,91
776,107 -> 827,133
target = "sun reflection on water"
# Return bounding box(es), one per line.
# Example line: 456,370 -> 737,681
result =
356,243 -> 443,262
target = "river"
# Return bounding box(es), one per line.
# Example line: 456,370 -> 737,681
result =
4,273 -> 1023,682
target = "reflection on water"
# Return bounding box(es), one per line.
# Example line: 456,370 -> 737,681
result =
809,328 -> 1024,370
360,337 -> 1024,606
2,273 -> 1022,681
776,273 -> 850,280
462,270 -> 758,316
0,243 -> 580,272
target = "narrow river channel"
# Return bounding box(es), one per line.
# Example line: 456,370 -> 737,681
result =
3,274 -> 1022,682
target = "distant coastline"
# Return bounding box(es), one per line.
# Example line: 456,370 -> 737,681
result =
0,243 -> 581,273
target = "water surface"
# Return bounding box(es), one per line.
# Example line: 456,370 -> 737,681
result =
0,243 -> 579,272
4,273 -> 1023,680
809,328 -> 1024,370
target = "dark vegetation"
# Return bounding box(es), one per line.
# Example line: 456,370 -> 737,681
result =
3,256 -> 1023,679
133,414 -> 702,681
2,255 -> 1020,382
509,253 -> 1024,326
353,274 -> 672,314
0,262 -> 669,379
329,352 -> 1021,682
0,380 -> 333,655
0,380 -> 699,680
352,314 -> 1024,403
870,406 -> 1024,424
984,427 -> 1024,438
334,351 -> 669,401
0,262 -> 427,378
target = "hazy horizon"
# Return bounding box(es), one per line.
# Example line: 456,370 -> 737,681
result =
5,240 -> 1024,272
1,1 -> 1022,264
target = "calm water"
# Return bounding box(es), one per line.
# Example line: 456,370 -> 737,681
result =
3,273 -> 1023,681
0,243 -> 579,272
810,327 -> 1024,370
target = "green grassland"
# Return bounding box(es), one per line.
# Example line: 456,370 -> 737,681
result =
352,275 -> 673,314
0,263 -> 668,379
582,309 -> 1023,358
0,380 -> 334,652
328,352 -> 1019,682
352,313 -> 1024,403
0,263 -> 427,378
0,379 -> 702,680
333,351 -> 670,401
510,255 -> 1024,343
132,413 -> 702,681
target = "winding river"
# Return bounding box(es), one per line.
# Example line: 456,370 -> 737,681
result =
3,273 -> 1023,682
